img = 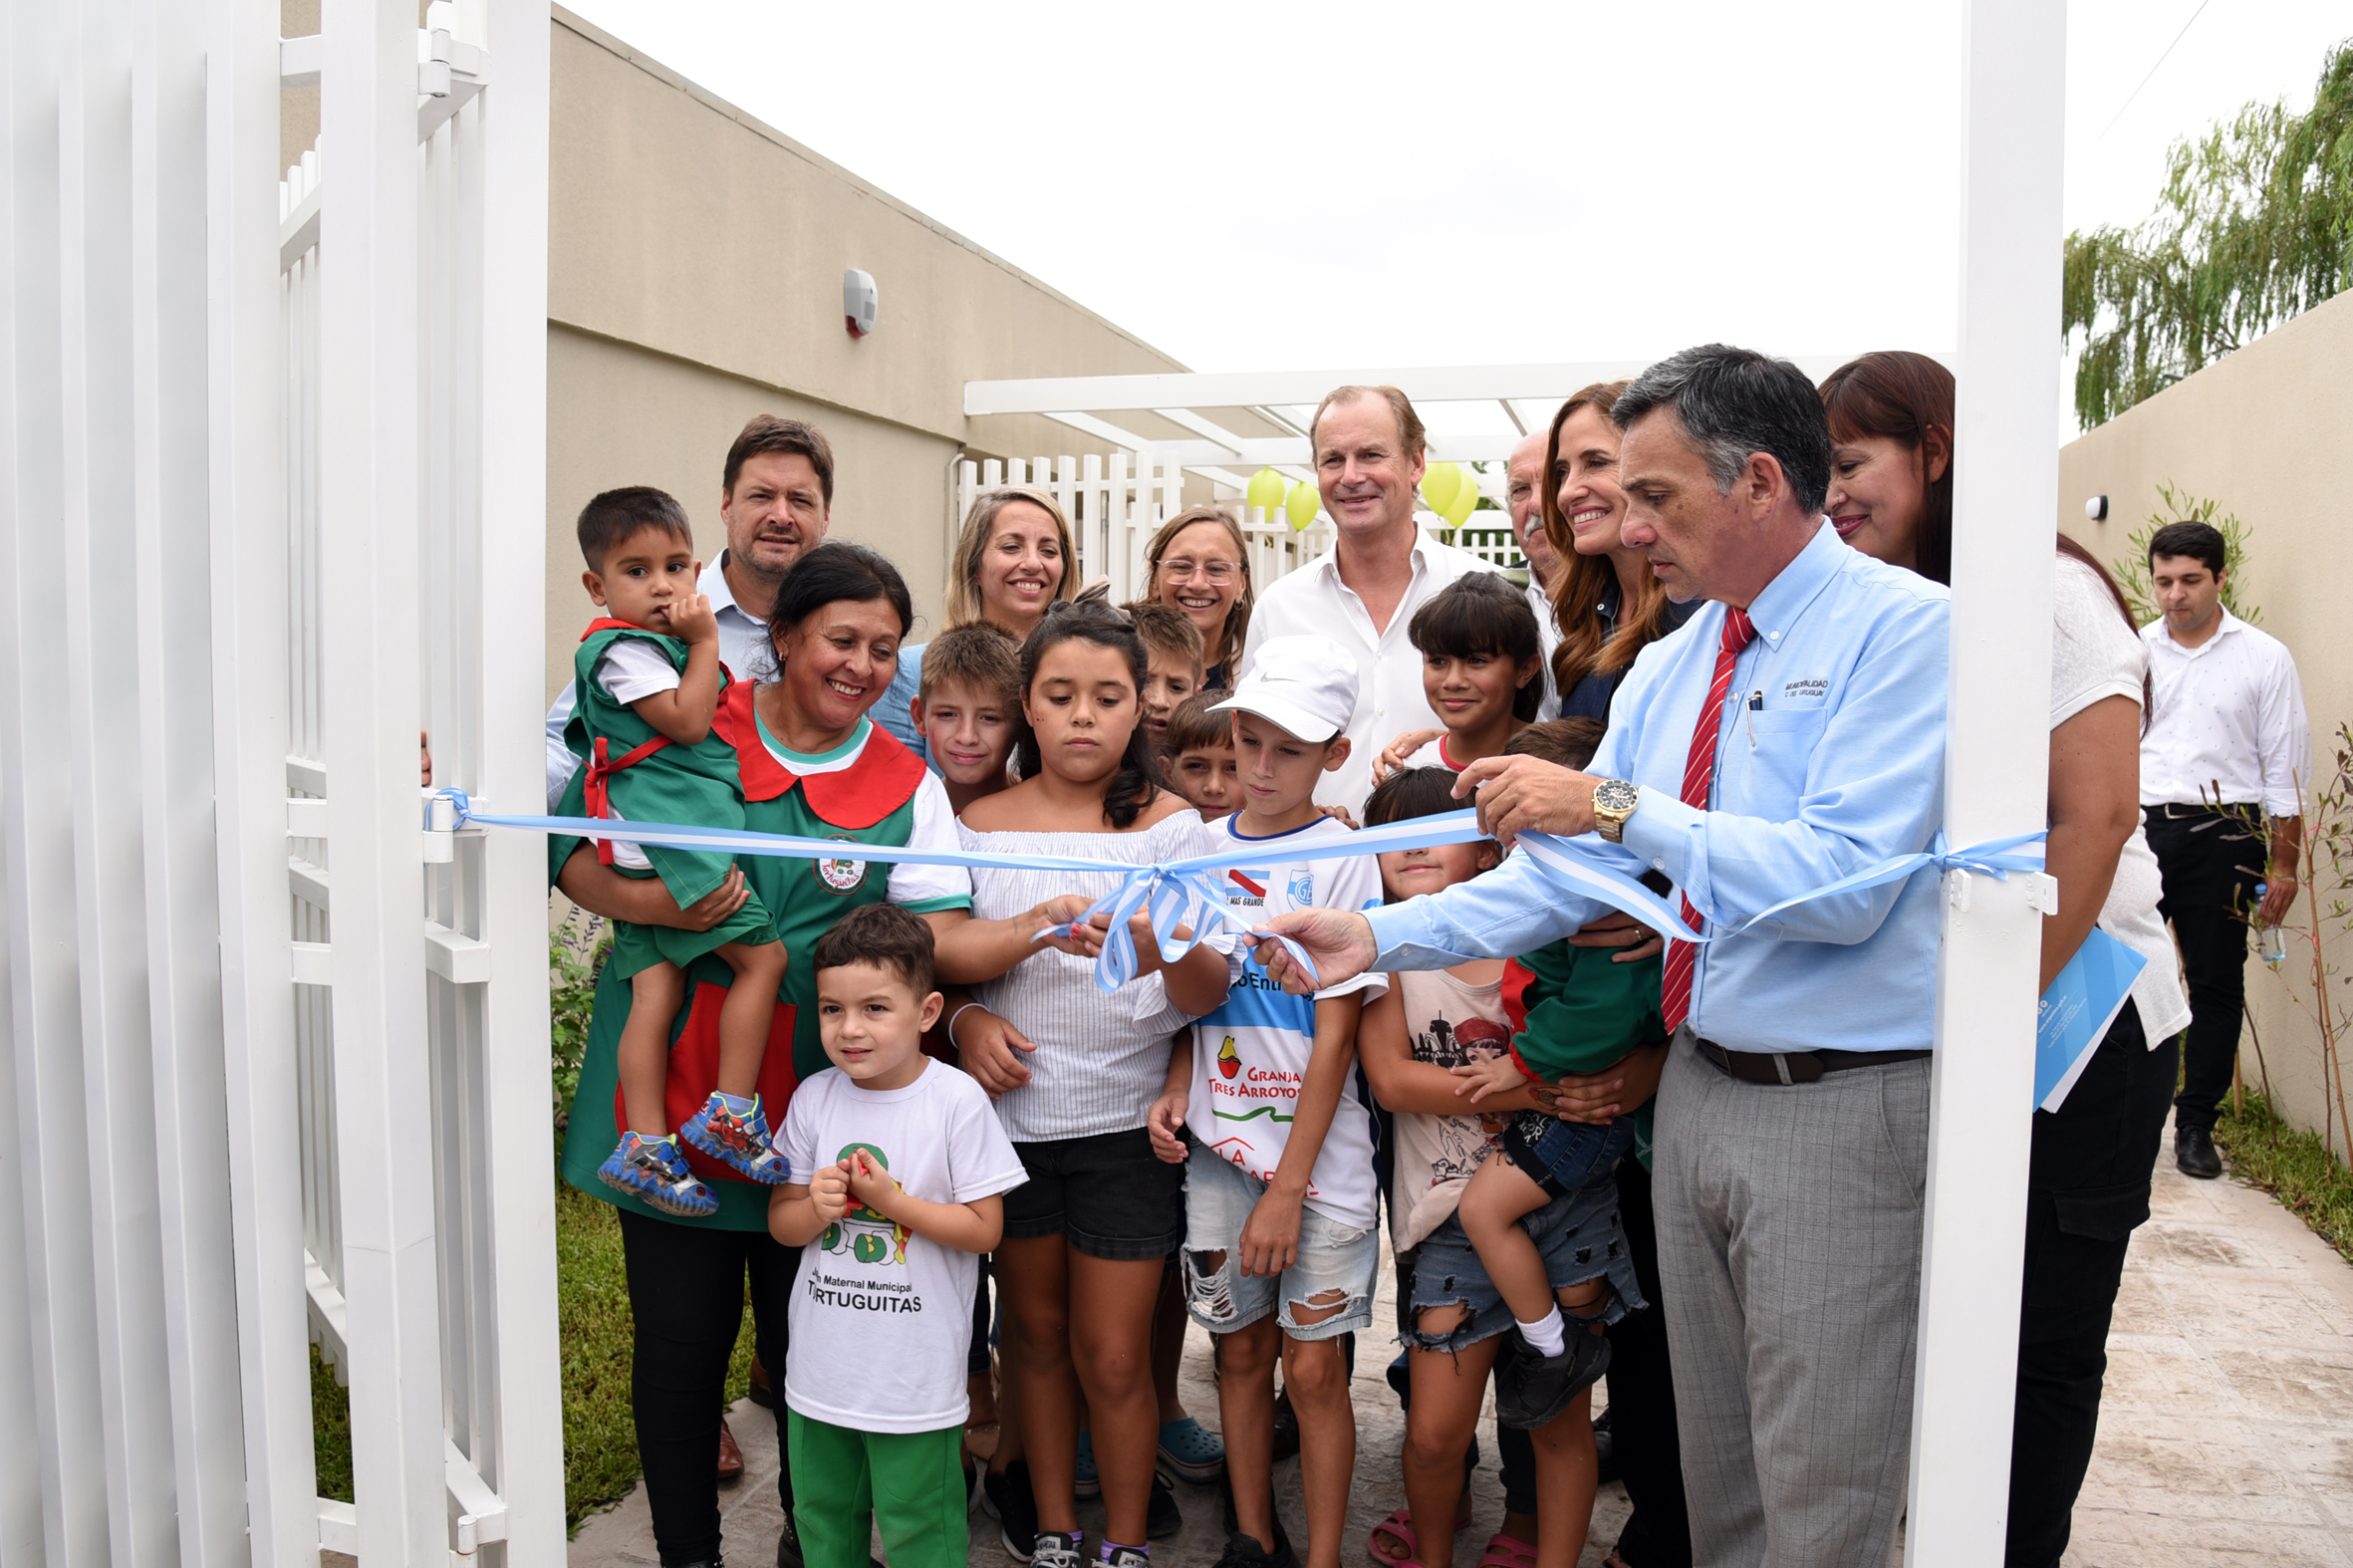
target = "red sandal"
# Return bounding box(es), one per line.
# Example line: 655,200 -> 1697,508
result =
1368,1508 -> 1473,1568
1474,1533 -> 1537,1568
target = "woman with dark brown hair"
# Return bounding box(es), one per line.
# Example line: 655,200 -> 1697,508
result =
1822,351 -> 2191,1568
1539,381 -> 1686,720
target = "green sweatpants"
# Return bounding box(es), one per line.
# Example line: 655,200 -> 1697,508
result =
787,1410 -> 967,1568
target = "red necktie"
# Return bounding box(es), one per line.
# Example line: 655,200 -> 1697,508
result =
1660,607 -> 1756,1031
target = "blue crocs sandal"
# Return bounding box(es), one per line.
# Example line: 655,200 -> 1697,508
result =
1157,1416 -> 1225,1483
1073,1432 -> 1099,1499
599,1132 -> 718,1217
680,1092 -> 790,1183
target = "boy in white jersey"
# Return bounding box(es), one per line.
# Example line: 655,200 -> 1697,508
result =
1146,637 -> 1384,1568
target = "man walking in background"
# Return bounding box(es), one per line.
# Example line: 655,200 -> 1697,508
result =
2138,520 -> 2310,1179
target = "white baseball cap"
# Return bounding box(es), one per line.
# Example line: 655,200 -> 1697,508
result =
1210,636 -> 1360,743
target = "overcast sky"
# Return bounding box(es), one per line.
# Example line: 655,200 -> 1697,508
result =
565,0 -> 2347,431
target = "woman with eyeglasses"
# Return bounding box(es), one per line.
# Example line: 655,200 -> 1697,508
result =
876,486 -> 1079,760
1141,506 -> 1254,688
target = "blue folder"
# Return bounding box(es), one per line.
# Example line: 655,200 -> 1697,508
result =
2035,927 -> 2148,1113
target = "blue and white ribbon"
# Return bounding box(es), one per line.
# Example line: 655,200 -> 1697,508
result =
435,789 -> 2042,993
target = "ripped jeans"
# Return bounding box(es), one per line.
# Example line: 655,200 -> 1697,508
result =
1179,1135 -> 1378,1341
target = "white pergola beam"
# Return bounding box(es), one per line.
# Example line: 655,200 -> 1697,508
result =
1907,0 -> 2062,1562
966,357 -> 1902,418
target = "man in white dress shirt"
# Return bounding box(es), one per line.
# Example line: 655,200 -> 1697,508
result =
2137,519 -> 2310,1178
1238,386 -> 1497,811
544,414 -> 834,806
1504,428 -> 1564,719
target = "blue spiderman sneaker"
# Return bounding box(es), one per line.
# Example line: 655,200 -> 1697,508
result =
599,1132 -> 718,1217
679,1092 -> 790,1183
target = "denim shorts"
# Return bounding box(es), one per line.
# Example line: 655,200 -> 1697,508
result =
1401,1170 -> 1647,1354
1178,1136 -> 1379,1342
1500,1112 -> 1637,1200
1000,1128 -> 1184,1260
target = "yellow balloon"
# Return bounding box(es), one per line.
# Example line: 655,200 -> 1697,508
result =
1421,460 -> 1461,516
1285,479 -> 1323,531
1442,482 -> 1479,529
1244,467 -> 1287,518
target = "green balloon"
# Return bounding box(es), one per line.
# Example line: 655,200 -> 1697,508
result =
1244,467 -> 1287,518
1285,480 -> 1322,532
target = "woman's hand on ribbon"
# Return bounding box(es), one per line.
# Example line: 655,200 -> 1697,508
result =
1565,910 -> 1664,964
1027,895 -> 1104,957
1251,909 -> 1377,995
1453,755 -> 1599,849
954,1006 -> 1038,1099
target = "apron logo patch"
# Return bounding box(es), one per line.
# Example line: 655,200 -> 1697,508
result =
813,835 -> 868,893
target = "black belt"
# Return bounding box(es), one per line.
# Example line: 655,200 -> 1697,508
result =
1696,1038 -> 1931,1085
2145,802 -> 2258,822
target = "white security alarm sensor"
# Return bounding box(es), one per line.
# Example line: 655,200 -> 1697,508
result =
844,269 -> 878,338
2084,494 -> 2108,521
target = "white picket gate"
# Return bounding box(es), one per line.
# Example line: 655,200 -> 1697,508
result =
950,455 -> 1529,606
3,2 -> 559,1564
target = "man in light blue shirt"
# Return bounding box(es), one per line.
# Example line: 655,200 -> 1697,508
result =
1261,346 -> 1950,1568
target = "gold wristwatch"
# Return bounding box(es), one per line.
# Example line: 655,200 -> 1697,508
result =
1592,778 -> 1640,843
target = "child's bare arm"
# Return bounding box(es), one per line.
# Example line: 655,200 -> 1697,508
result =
843,1150 -> 1003,1253
1238,991 -> 1363,1278
1449,1052 -> 1532,1105
1147,1033 -> 1192,1164
769,1166 -> 850,1248
1358,988 -> 1544,1117
624,594 -> 721,745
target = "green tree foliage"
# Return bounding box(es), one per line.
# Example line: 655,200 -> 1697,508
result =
2108,481 -> 2263,628
550,917 -> 609,1132
2064,39 -> 2353,428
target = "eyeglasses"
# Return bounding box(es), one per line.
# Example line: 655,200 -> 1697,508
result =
1158,558 -> 1241,585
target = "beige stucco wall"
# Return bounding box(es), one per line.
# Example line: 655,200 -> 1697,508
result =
538,7 -> 1282,700
2058,287 -> 2353,1140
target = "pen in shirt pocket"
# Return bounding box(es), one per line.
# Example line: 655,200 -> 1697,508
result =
1746,689 -> 1763,747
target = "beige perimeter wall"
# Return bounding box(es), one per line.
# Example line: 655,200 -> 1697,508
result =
540,8 -> 1284,705
2059,286 -> 2353,1142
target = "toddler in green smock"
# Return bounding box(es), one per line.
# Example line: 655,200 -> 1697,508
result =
568,487 -> 790,1217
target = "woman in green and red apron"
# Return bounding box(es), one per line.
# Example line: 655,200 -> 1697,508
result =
554,544 -> 982,1568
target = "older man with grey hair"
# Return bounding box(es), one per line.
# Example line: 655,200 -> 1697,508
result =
1261,345 -> 1954,1567
1503,426 -> 1564,717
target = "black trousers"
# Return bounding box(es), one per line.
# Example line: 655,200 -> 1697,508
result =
2005,1002 -> 2177,1568
1606,1158 -> 1692,1568
2144,805 -> 2263,1134
618,1208 -> 801,1567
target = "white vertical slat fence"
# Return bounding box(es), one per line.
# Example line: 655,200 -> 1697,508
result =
949,459 -> 1533,613
4,1 -> 561,1564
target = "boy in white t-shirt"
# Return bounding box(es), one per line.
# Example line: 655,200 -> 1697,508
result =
770,904 -> 1027,1568
1146,637 -> 1385,1568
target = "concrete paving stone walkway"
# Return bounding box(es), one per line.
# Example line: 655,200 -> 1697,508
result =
567,1116 -> 2353,1568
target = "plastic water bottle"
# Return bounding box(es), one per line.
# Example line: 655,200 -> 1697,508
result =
2253,884 -> 2288,969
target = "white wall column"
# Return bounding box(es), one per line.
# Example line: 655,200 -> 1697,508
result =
1907,0 -> 2066,1561
320,0 -> 447,1558
206,0 -> 322,1562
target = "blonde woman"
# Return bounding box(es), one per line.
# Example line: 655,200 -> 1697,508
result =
878,486 -> 1077,760
1142,505 -> 1254,687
